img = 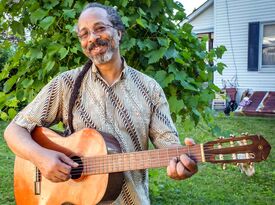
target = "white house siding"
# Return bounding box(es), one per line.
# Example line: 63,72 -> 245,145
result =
214,0 -> 275,99
190,4 -> 214,33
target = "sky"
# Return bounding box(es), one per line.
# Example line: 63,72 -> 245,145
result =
177,0 -> 207,15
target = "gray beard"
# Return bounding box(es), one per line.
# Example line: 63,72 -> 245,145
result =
90,48 -> 114,64
90,31 -> 120,65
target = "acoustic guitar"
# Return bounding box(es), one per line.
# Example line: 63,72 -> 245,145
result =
14,127 -> 271,205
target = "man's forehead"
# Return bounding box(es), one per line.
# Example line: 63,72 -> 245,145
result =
78,7 -> 109,25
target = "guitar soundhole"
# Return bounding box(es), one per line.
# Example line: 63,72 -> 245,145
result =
70,156 -> 83,179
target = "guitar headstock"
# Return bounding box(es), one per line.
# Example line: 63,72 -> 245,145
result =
203,134 -> 271,164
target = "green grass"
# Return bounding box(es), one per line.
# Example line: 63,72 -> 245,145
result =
0,116 -> 274,205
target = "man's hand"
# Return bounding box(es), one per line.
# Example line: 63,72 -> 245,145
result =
33,149 -> 79,183
167,138 -> 198,180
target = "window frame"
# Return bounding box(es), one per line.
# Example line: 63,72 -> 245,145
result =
258,21 -> 275,72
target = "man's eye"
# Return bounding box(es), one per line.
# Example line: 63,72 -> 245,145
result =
94,26 -> 106,33
79,32 -> 88,38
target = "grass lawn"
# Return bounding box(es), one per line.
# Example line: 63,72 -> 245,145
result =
0,116 -> 274,205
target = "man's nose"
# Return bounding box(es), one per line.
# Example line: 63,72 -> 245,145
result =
88,32 -> 100,42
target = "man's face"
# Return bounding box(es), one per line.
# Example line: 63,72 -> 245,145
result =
77,7 -> 121,64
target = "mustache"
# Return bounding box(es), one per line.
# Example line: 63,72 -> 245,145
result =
88,39 -> 109,51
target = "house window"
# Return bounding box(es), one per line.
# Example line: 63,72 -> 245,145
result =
261,23 -> 275,69
259,22 -> 275,72
247,22 -> 275,72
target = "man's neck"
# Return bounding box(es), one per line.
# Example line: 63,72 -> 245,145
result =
95,55 -> 123,86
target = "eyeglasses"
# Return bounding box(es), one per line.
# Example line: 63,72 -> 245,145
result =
77,24 -> 114,41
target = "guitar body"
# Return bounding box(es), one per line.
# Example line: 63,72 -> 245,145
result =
14,127 -> 124,205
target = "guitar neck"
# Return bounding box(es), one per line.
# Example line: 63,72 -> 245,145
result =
83,145 -> 203,175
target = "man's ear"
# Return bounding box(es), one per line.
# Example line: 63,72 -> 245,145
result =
117,30 -> 122,41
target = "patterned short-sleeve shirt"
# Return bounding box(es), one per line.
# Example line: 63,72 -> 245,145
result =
13,60 -> 180,205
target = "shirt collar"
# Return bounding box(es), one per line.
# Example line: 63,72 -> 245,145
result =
91,57 -> 129,80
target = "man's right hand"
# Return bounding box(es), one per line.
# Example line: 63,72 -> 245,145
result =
32,149 -> 79,183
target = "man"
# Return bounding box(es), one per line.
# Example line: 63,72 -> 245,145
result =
4,3 -> 197,204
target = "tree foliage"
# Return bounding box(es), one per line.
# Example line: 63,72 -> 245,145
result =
0,0 -> 226,132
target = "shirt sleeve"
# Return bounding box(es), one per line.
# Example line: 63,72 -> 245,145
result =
149,83 -> 181,148
13,76 -> 64,133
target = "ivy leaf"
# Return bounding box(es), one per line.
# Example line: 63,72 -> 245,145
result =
136,18 -> 148,28
145,47 -> 167,64
163,74 -> 174,88
47,44 -> 62,56
157,37 -> 170,48
63,0 -> 74,7
154,70 -> 167,83
168,96 -> 185,113
30,9 -> 48,24
137,39 -> 158,50
8,108 -> 17,119
3,75 -> 17,93
121,16 -> 129,27
29,48 -> 43,60
11,21 -> 24,35
21,79 -> 34,88
0,111 -> 8,121
39,16 -> 55,30
45,60 -> 55,71
165,46 -> 178,59
59,47 -> 69,59
148,23 -> 158,32
63,9 -> 76,19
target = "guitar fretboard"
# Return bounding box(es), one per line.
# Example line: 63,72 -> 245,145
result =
82,145 -> 202,175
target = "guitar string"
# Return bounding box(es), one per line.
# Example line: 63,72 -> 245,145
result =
68,150 -> 253,176
68,156 -> 254,176
69,145 -> 253,166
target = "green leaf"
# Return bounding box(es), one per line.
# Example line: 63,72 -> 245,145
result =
136,18 -> 148,28
10,21 -> 24,35
70,46 -> 78,54
148,23 -> 158,32
39,16 -> 55,30
3,75 -> 17,93
0,111 -> 8,121
121,16 -> 129,27
63,9 -> 76,19
16,89 -> 25,101
145,47 -> 167,64
138,8 -> 146,16
163,74 -> 174,88
168,96 -> 185,113
8,108 -> 17,119
64,0 -> 74,7
45,60 -> 55,71
154,70 -> 167,83
30,9 -> 48,24
59,47 -> 69,59
29,48 -> 43,60
137,39 -> 158,50
47,44 -> 62,56
157,37 -> 170,48
165,46 -> 178,59
21,79 -> 34,88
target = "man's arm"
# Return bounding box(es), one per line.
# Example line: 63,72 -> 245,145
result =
4,122 -> 78,182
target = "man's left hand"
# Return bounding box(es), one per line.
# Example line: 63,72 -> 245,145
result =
167,138 -> 198,180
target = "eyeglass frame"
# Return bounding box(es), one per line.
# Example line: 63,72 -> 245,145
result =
77,23 -> 115,41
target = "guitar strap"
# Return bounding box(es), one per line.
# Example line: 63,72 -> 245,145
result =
66,59 -> 93,135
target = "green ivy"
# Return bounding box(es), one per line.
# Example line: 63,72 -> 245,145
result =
0,0 -> 226,133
